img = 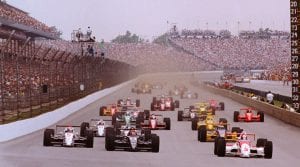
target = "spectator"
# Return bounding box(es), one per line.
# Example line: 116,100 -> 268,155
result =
266,91 -> 274,105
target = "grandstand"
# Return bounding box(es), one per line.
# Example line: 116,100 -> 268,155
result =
0,2 -> 136,124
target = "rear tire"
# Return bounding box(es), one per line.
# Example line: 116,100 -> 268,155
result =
258,111 -> 264,122
214,137 -> 220,155
144,110 -> 150,119
151,135 -> 160,152
256,138 -> 268,147
177,110 -> 183,121
136,99 -> 140,107
144,129 -> 151,140
219,102 -> 225,110
86,130 -> 94,148
105,134 -> 115,151
163,118 -> 171,130
233,111 -> 239,122
80,122 -> 89,137
191,118 -> 198,130
43,129 -> 54,146
217,137 -> 226,157
264,141 -> 273,159
151,103 -> 155,111
175,100 -> 180,108
198,125 -> 207,142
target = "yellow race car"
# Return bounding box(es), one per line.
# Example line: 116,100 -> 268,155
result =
99,104 -> 120,116
190,102 -> 215,116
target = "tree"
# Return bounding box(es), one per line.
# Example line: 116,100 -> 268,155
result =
111,31 -> 145,43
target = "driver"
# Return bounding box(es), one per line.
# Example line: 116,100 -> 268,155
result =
64,126 -> 74,133
240,132 -> 248,140
150,114 -> 156,120
97,119 -> 105,125
128,127 -> 137,136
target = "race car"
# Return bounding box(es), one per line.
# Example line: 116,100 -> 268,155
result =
140,114 -> 171,130
168,85 -> 188,96
207,99 -> 225,111
191,113 -> 224,131
215,132 -> 273,159
80,119 -> 113,137
177,106 -> 206,121
151,95 -> 179,111
99,104 -> 119,116
43,125 -> 93,148
198,123 -> 243,143
131,82 -> 152,94
192,102 -> 215,115
112,107 -> 145,126
180,91 -> 198,99
105,127 -> 160,152
117,98 -> 140,108
152,82 -> 164,89
218,80 -> 233,89
233,107 -> 264,122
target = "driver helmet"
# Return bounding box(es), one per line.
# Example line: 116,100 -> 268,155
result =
97,119 -> 104,125
150,114 -> 156,119
65,126 -> 73,133
240,132 -> 248,140
129,127 -> 137,136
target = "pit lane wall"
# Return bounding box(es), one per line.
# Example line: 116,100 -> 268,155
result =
202,82 -> 300,127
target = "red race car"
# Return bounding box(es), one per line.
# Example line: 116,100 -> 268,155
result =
233,108 -> 264,122
208,99 -> 225,111
140,114 -> 171,130
150,95 -> 179,111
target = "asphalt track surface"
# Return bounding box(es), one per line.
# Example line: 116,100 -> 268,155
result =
0,72 -> 299,167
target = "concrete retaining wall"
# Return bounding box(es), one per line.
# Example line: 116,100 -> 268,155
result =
203,84 -> 300,127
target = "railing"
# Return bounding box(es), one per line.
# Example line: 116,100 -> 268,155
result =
0,34 -> 136,124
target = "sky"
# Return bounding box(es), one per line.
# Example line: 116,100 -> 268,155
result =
7,0 -> 290,42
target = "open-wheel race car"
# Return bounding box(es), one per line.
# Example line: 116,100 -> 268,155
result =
105,127 -> 160,152
43,125 -> 94,148
151,95 -> 179,111
99,104 -> 119,116
140,114 -> 171,130
112,107 -> 147,126
80,119 -> 113,137
117,98 -> 140,108
191,114 -> 226,131
215,132 -> 273,159
233,107 -> 264,122
180,91 -> 198,99
131,82 -> 152,94
207,99 -> 225,111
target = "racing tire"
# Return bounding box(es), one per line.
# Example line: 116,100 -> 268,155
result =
131,88 -> 135,93
86,130 -> 94,148
136,99 -> 140,107
151,103 -> 155,111
144,110 -> 150,119
112,113 -> 117,125
256,138 -> 268,147
105,127 -> 115,136
258,111 -> 264,122
217,137 -> 226,157
114,121 -> 121,135
151,135 -> 160,153
99,106 -> 107,116
189,105 -> 195,110
144,129 -> 151,141
163,118 -> 171,130
264,141 -> 273,159
152,97 -> 156,103
194,93 -> 198,99
43,129 -> 54,146
191,118 -> 198,130
175,100 -> 180,108
177,110 -> 183,121
170,103 -> 175,111
214,137 -> 220,155
80,122 -> 89,137
198,125 -> 207,142
105,134 -> 115,151
233,111 -> 239,122
219,102 -> 225,110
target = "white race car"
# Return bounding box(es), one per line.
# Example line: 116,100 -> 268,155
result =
215,132 -> 272,159
80,119 -> 113,137
43,125 -> 94,148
